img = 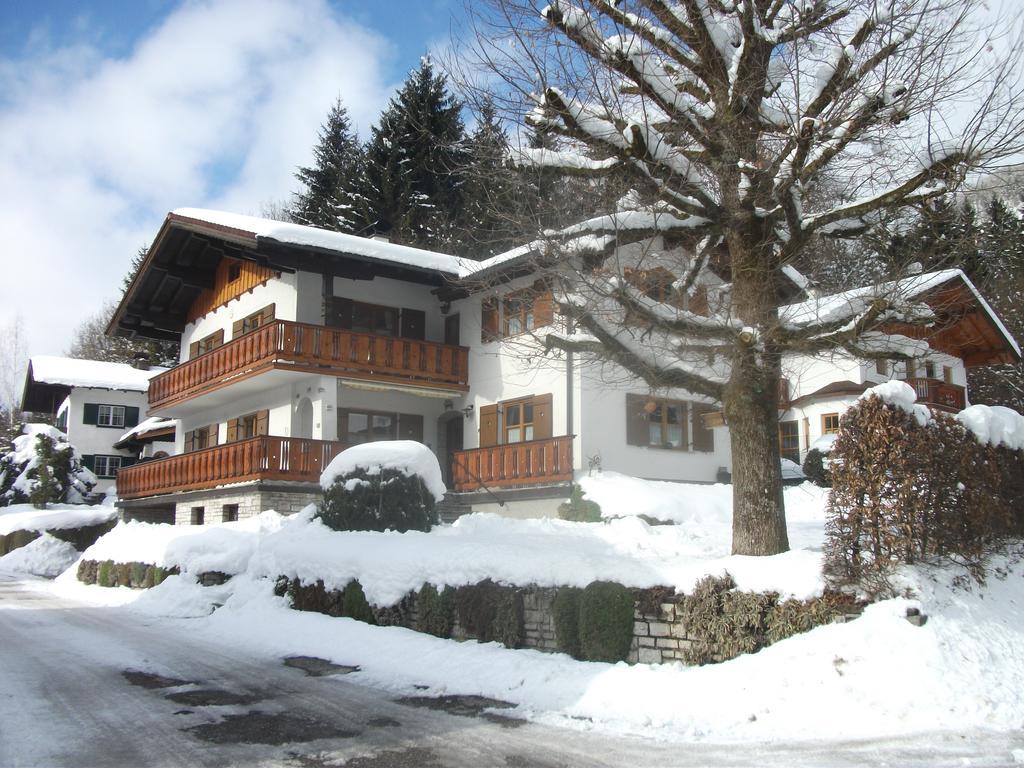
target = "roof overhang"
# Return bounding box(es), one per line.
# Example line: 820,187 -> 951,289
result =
110,211 -> 459,342
20,361 -> 71,413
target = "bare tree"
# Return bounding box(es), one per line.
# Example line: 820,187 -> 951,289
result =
453,0 -> 1024,555
68,300 -> 179,368
0,314 -> 28,433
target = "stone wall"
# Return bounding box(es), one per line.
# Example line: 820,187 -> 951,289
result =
173,488 -> 321,525
630,598 -> 693,664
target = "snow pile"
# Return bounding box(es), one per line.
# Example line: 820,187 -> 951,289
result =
0,503 -> 117,536
81,513 -> 284,574
321,440 -> 446,502
956,404 -> 1024,450
578,470 -> 732,524
810,432 -> 838,453
28,356 -> 163,391
857,380 -> 931,426
0,533 -> 79,577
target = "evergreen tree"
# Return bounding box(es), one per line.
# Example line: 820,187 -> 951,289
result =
289,98 -> 366,233
359,57 -> 467,250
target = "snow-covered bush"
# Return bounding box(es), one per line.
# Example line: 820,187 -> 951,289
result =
825,385 -> 1024,589
557,484 -> 602,522
802,434 -> 837,488
453,579 -> 523,646
0,424 -> 96,508
577,581 -> 634,663
318,441 -> 443,533
552,587 -> 582,659
415,583 -> 455,638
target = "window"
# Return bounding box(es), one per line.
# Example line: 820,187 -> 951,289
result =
503,399 -> 535,443
339,410 -> 423,445
481,283 -> 555,342
92,455 -> 123,478
191,507 -> 205,526
625,395 -> 715,452
479,394 -> 553,447
924,361 -> 936,379
943,365 -> 954,384
875,359 -> 888,376
232,304 -> 275,338
222,504 -> 239,523
184,424 -> 219,452
227,262 -> 242,282
96,404 -> 126,428
189,329 -> 225,359
822,413 -> 840,434
779,420 -> 801,464
227,411 -> 268,443
352,301 -> 398,336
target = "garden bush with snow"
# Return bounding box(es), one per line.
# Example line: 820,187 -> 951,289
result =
0,424 -> 95,507
317,441 -> 443,533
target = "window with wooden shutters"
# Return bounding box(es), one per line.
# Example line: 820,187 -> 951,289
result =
189,329 -> 224,359
185,424 -> 218,452
482,393 -> 554,446
481,285 -> 556,342
227,410 -> 269,442
627,395 -> 715,452
481,298 -> 499,343
232,304 -> 276,339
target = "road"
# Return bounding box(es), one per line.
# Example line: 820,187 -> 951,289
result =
0,574 -> 1020,768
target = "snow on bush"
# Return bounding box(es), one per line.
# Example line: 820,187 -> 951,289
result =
956,403 -> 1024,450
0,532 -> 79,577
857,380 -> 932,426
318,441 -> 443,533
0,424 -> 96,507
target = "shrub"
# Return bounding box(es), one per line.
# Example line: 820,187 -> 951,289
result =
558,485 -> 602,523
144,566 -> 158,589
342,580 -> 377,625
578,581 -> 634,663
801,448 -> 831,487
152,566 -> 170,586
115,563 -> 132,588
0,425 -> 95,507
129,562 -> 148,588
552,587 -> 582,658
77,559 -> 98,584
454,579 -> 503,642
416,584 -> 455,638
97,560 -> 114,588
491,589 -> 524,648
318,467 -> 438,533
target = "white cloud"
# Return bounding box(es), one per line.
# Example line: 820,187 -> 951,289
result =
0,0 -> 395,356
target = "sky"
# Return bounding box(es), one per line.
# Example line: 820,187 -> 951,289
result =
0,0 -> 466,358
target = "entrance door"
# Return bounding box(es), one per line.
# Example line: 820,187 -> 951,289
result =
444,416 -> 464,486
296,397 -> 314,439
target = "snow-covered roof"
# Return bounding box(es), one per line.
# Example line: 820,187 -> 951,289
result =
172,208 -> 467,277
27,356 -> 165,392
781,269 -> 1021,359
116,417 -> 176,446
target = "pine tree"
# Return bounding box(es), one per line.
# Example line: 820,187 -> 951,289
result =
359,57 -> 467,250
289,98 -> 366,233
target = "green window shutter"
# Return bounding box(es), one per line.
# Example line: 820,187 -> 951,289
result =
83,403 -> 99,425
81,454 -> 95,471
124,406 -> 140,429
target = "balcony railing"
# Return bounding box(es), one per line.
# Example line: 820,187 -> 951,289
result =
117,436 -> 347,500
148,320 -> 470,410
904,377 -> 966,411
451,435 -> 573,492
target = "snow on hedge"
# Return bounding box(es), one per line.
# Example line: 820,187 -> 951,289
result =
0,533 -> 79,577
0,503 -> 116,536
857,380 -> 932,426
956,404 -> 1024,450
81,513 -> 285,574
320,440 -> 446,502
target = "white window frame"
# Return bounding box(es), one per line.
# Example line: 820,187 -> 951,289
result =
97,405 -> 126,428
93,455 -> 123,478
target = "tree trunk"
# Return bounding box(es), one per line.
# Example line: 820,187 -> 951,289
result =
724,344 -> 790,556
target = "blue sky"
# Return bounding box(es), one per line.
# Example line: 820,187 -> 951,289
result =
0,0 -> 469,357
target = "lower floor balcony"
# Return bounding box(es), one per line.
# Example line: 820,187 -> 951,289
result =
451,436 -> 574,492
116,436 -> 347,500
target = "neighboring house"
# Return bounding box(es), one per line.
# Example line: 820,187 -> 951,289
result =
107,209 -> 1019,524
20,356 -> 170,496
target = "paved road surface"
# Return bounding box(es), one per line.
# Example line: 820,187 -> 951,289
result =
0,575 -> 1020,767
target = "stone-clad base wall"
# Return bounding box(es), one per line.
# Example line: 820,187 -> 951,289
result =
173,489 -> 321,525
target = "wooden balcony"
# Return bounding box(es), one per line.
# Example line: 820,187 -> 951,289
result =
451,436 -> 573,492
117,436 -> 347,500
148,320 -> 470,411
905,377 -> 966,411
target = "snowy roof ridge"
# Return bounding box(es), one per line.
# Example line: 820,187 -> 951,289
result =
28,356 -> 165,392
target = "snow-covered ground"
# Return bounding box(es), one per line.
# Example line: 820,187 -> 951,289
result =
0,501 -> 118,536
4,474 -> 1023,750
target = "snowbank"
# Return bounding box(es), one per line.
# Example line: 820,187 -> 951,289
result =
0,533 -> 79,577
320,440 -> 446,501
0,503 -> 117,536
81,512 -> 284,574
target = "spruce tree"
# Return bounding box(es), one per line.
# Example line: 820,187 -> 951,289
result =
359,57 -> 467,250
289,98 -> 366,233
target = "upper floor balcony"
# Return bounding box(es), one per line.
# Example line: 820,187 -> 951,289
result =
148,320 -> 469,415
905,377 -> 966,412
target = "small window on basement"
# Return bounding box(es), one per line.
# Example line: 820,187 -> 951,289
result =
822,413 -> 840,434
191,507 -> 205,526
222,504 -> 239,523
